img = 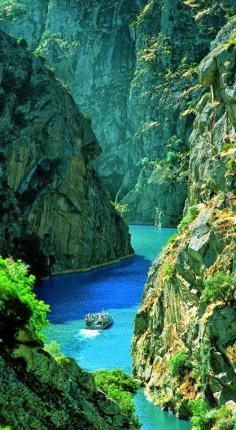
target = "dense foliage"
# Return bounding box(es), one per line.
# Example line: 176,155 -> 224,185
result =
93,369 -> 140,426
0,257 -> 49,338
189,400 -> 236,430
169,349 -> 192,377
202,272 -> 234,304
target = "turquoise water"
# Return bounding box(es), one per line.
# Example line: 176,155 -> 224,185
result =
38,225 -> 191,430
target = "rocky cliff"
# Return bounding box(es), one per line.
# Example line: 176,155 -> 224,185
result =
133,22 -> 236,427
0,257 -> 138,430
0,30 -> 132,277
2,0 -> 235,226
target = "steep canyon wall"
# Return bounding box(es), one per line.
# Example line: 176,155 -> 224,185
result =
0,30 -> 132,275
2,0 -> 235,225
133,22 -> 236,425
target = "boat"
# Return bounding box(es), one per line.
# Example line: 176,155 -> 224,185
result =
85,311 -> 113,330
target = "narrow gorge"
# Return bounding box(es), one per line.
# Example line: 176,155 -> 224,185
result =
0,1 -> 235,429
2,0 -> 235,226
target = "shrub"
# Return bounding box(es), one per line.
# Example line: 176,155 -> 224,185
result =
189,401 -> 236,430
202,271 -> 234,304
189,399 -> 212,430
214,405 -> 236,430
44,340 -> 62,358
44,340 -> 70,365
218,417 -> 235,430
169,349 -> 192,377
0,257 -> 49,338
112,202 -> 130,217
166,151 -> 178,164
93,369 -> 139,426
94,369 -> 138,394
177,206 -> 199,232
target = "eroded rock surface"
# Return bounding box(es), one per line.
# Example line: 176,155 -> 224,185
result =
1,0 -> 235,225
132,25 -> 236,420
0,30 -> 132,276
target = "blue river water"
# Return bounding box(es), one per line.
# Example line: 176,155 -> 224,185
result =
38,225 -> 191,430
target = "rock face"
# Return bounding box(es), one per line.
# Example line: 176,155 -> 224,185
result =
0,30 -> 132,276
132,24 -> 236,420
1,0 -> 235,226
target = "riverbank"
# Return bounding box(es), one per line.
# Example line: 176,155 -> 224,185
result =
42,252 -> 135,280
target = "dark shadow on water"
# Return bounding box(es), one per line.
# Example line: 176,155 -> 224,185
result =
36,255 -> 151,324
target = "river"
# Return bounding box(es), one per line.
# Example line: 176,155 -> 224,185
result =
38,225 -> 192,430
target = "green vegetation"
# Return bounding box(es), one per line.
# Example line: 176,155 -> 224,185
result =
17,37 -> 27,48
37,31 -> 80,53
44,340 -> 71,366
189,399 -> 211,430
93,369 -> 140,427
163,262 -> 175,283
182,100 -> 197,117
149,134 -> 189,186
151,151 -> 189,185
202,271 -> 234,304
130,1 -> 153,28
0,1 -> 26,18
166,233 -> 179,246
112,201 -> 130,217
193,335 -> 211,389
169,349 -> 192,377
225,30 -> 236,50
177,206 -> 199,232
189,400 -> 236,430
44,340 -> 63,358
0,257 -> 49,338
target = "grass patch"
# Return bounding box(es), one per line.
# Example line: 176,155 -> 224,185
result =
177,206 -> 199,232
202,271 -> 235,304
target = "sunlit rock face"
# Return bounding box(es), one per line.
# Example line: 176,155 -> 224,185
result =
132,23 -> 236,420
1,0 -> 235,226
0,30 -> 132,276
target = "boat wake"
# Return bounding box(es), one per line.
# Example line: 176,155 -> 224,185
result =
79,329 -> 101,339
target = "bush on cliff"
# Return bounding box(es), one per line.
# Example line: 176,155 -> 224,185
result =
189,400 -> 236,430
202,271 -> 234,304
169,349 -> 192,377
177,206 -> 199,232
189,399 -> 212,430
0,257 -> 49,339
93,369 -> 140,427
